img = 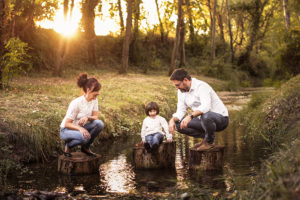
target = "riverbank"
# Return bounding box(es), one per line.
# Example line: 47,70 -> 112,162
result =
236,74 -> 300,199
0,69 -> 228,192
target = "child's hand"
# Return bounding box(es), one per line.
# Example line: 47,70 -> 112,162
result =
167,139 -> 173,143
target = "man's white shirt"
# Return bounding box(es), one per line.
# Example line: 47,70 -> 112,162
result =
172,78 -> 228,120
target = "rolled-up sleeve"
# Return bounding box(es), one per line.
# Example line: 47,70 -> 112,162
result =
172,91 -> 186,120
65,101 -> 79,121
195,85 -> 211,114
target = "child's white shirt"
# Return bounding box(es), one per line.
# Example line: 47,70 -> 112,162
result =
141,115 -> 172,142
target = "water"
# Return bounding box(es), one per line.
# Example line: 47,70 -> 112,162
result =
7,121 -> 268,199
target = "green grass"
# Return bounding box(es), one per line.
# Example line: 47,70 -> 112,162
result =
0,69 -> 228,162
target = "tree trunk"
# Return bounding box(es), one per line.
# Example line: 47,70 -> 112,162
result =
120,0 -> 133,74
179,17 -> 186,67
63,0 -> 69,21
133,0 -> 140,38
58,152 -> 101,175
118,0 -> 124,35
186,0 -> 195,42
226,0 -> 234,63
0,0 -> 9,88
282,0 -> 290,30
210,0 -> 217,64
217,0 -> 225,48
189,145 -> 225,171
155,0 -> 165,42
82,0 -> 98,66
169,0 -> 183,76
133,142 -> 176,169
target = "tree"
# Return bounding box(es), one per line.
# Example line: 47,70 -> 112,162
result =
169,0 -> 183,76
155,0 -> 165,42
226,0 -> 234,63
210,0 -> 217,64
0,0 -> 9,88
82,0 -> 99,66
120,0 -> 133,74
117,0 -> 125,34
282,0 -> 290,30
186,0 -> 195,42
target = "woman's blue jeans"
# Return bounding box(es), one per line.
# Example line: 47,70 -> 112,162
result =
175,111 -> 228,144
145,132 -> 164,148
60,120 -> 104,149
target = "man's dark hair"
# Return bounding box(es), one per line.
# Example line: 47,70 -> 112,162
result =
145,101 -> 159,116
170,68 -> 191,81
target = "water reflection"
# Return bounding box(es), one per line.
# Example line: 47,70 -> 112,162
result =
99,154 -> 135,193
8,117 -> 268,198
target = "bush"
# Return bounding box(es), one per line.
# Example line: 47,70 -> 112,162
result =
1,37 -> 32,88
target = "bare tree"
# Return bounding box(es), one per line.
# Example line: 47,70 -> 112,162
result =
82,0 -> 99,66
282,0 -> 290,30
155,0 -> 165,42
117,0 -> 124,34
169,0 -> 183,76
226,0 -> 234,62
120,0 -> 133,74
210,0 -> 217,64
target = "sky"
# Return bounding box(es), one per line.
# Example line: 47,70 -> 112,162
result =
38,0 -> 175,36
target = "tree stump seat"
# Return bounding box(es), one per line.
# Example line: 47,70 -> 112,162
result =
58,152 -> 101,175
133,141 -> 176,169
189,145 -> 225,171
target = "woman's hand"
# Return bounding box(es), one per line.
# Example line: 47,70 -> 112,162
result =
78,117 -> 89,126
79,127 -> 91,139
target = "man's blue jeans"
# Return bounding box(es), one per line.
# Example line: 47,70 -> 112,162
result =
145,132 -> 164,148
60,120 -> 104,149
175,111 -> 228,144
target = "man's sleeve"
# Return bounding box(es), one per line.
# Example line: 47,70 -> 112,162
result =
172,91 -> 186,120
195,85 -> 211,114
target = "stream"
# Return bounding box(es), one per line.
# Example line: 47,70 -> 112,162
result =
5,88 -> 273,199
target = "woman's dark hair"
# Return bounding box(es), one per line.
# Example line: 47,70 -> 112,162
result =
145,101 -> 159,116
170,68 -> 191,81
77,73 -> 101,93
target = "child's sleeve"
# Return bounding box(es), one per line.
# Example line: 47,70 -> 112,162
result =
141,119 -> 147,142
161,117 -> 172,140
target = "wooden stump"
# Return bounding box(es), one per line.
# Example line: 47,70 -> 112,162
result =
133,141 -> 176,169
189,145 -> 225,171
58,152 -> 101,175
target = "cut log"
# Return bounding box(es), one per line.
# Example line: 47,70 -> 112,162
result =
189,145 -> 225,171
133,141 -> 176,169
58,152 -> 101,175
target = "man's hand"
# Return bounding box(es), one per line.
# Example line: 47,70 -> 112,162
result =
180,115 -> 192,129
168,119 -> 177,135
78,117 -> 89,126
79,127 -> 90,139
166,138 -> 173,143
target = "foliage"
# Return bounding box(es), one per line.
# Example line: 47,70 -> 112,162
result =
238,74 -> 300,151
1,37 -> 32,88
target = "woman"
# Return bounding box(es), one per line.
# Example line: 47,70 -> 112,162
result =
60,73 -> 104,157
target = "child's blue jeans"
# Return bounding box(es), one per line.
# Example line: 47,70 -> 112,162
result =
60,119 -> 104,149
145,132 -> 164,148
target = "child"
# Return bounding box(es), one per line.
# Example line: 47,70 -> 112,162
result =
141,102 -> 173,153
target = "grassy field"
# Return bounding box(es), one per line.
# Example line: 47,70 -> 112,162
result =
0,69 -> 227,163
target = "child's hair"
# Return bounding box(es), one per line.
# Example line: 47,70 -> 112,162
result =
145,101 -> 159,116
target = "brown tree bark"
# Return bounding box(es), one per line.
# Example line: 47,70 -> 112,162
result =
133,0 -> 141,38
169,0 -> 183,76
155,0 -> 165,42
0,0 -> 9,88
179,17 -> 186,67
282,0 -> 290,30
226,0 -> 234,63
118,0 -> 124,35
120,0 -> 133,74
82,0 -> 99,66
186,0 -> 195,42
217,0 -> 225,47
210,0 -> 217,64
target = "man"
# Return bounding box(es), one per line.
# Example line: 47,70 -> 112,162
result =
168,69 -> 229,150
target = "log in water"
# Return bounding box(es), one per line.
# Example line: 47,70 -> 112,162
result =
58,152 -> 101,175
133,141 -> 176,169
189,145 -> 225,171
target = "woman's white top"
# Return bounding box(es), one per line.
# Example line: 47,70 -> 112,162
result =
60,95 -> 98,128
141,115 -> 172,142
